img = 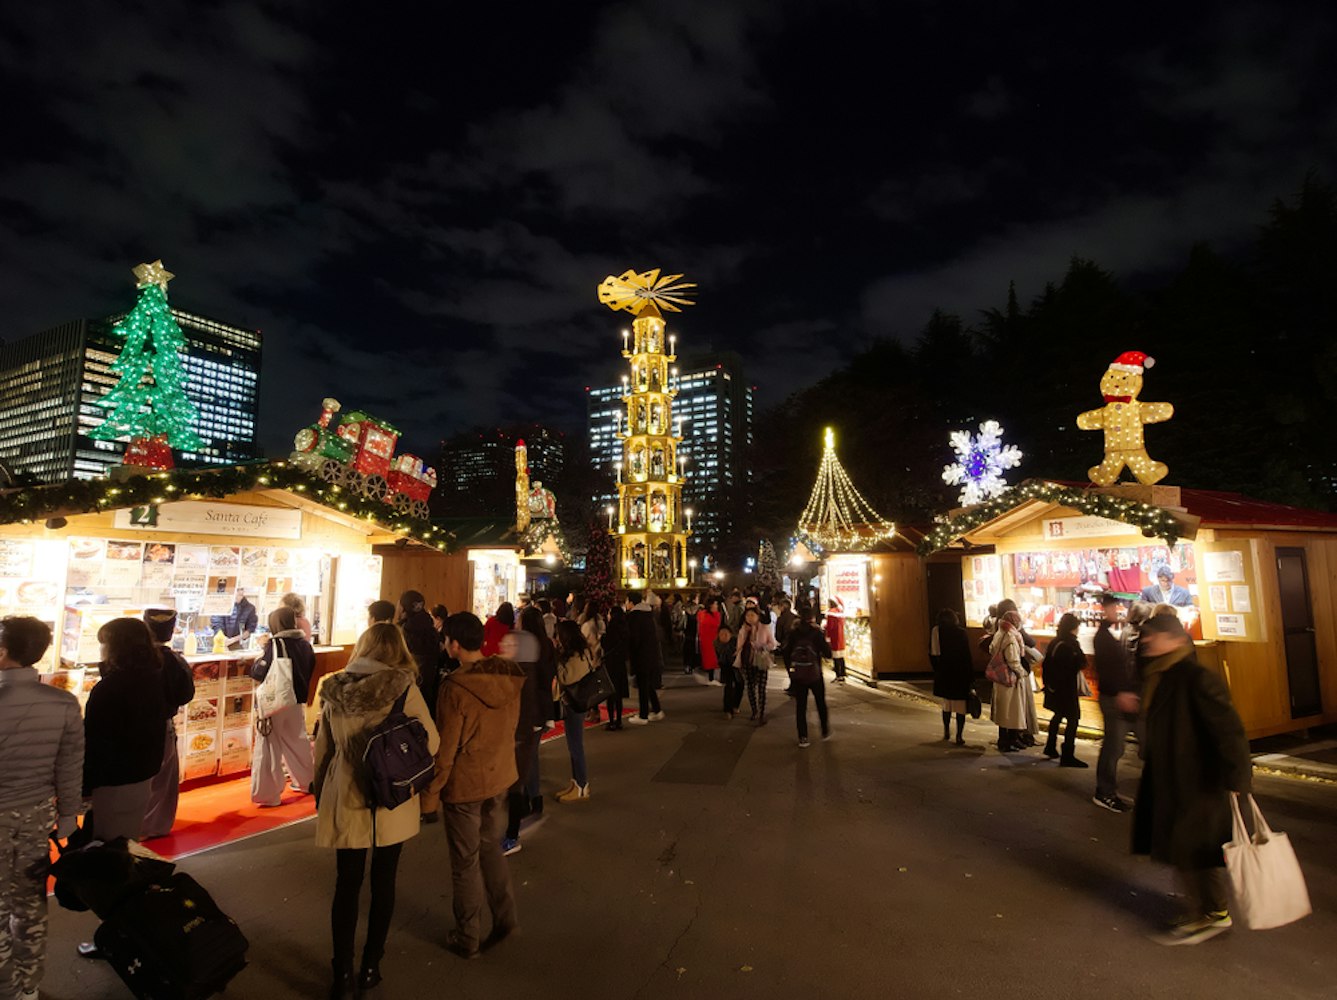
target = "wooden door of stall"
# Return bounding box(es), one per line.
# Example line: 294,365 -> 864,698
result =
1277,547 -> 1322,719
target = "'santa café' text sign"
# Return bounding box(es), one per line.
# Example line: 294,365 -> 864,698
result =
113,501 -> 303,540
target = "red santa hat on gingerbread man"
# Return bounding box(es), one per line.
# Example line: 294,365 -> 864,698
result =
1109,350 -> 1154,374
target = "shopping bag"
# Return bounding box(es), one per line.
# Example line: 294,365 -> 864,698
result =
984,650 -> 1014,687
1223,793 -> 1311,930
254,638 -> 297,720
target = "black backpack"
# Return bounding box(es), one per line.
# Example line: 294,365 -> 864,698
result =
363,688 -> 435,812
790,638 -> 821,685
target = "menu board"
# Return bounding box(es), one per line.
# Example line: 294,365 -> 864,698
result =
333,554 -> 383,645
0,539 -> 70,671
63,538 -> 327,633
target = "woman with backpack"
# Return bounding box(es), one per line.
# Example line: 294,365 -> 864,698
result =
314,623 -> 440,999
553,619 -> 596,802
1041,613 -> 1089,767
249,606 -> 316,807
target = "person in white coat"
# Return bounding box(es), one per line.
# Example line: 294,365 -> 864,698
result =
989,612 -> 1029,752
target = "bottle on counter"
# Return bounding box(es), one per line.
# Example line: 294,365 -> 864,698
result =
184,630 -> 198,656
211,629 -> 227,654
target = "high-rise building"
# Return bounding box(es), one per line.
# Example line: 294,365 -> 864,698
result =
437,424 -> 565,517
0,309 -> 262,482
587,351 -> 753,553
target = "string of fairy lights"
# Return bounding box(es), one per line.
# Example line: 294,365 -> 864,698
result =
916,480 -> 1183,556
0,462 -> 453,551
795,427 -> 898,553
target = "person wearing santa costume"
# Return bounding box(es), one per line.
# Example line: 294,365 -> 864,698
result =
823,598 -> 847,683
1076,351 -> 1174,486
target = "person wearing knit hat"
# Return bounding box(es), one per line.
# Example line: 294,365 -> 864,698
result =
1076,350 -> 1174,486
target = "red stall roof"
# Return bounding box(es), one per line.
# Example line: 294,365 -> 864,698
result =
1177,488 -> 1337,531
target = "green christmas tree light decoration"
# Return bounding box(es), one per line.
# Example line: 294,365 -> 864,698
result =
756,538 -> 780,593
89,260 -> 203,469
583,518 -> 617,612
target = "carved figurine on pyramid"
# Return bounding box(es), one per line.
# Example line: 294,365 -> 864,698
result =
1076,350 -> 1174,486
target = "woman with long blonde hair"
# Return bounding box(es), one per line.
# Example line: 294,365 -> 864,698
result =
314,623 -> 439,998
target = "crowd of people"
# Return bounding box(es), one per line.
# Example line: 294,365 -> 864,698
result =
0,572 -> 1258,998
930,592 -> 1252,945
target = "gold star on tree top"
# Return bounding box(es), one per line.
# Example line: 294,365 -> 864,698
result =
132,259 -> 175,291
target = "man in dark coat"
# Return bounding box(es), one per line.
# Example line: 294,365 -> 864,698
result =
624,591 -> 664,724
1093,593 -> 1138,813
1131,613 -> 1251,946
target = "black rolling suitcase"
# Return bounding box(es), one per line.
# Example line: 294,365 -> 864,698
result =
93,872 -> 249,999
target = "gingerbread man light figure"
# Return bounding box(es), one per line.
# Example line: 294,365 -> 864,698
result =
1076,350 -> 1173,486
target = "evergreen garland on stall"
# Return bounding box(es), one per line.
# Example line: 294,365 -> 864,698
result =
584,519 -> 616,611
916,480 -> 1183,555
0,461 -> 453,549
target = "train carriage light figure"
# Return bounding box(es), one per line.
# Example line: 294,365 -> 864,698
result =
290,398 -> 436,518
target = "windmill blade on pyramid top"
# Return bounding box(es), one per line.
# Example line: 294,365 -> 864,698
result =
597,268 -> 696,314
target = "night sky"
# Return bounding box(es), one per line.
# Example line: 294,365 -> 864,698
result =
3,1 -> 1334,459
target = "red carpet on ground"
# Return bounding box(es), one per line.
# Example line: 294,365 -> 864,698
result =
148,779 -> 316,860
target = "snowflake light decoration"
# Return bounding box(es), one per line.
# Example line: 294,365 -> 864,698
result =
942,420 -> 1023,506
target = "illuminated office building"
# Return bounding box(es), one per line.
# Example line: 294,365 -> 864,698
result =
438,424 -> 565,516
0,309 -> 262,481
587,352 -> 753,551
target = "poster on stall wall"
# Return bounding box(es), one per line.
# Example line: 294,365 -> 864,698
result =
208,546 -> 241,571
171,570 -> 207,610
100,540 -> 144,591
289,549 -> 322,595
333,553 -> 383,645
180,693 -> 222,780
176,545 -> 209,571
202,575 -> 238,616
829,559 -> 870,617
0,539 -> 33,577
65,537 -> 105,588
140,543 -> 176,590
219,691 -> 254,775
190,659 -> 223,700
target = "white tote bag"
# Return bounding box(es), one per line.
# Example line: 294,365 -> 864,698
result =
1223,793 -> 1311,930
254,638 -> 298,720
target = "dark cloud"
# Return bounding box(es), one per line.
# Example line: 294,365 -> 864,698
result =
0,0 -> 1333,467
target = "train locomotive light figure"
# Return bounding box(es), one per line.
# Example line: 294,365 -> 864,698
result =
290,398 -> 436,519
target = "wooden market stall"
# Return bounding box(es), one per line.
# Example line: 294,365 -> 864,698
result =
921,480 -> 1337,739
792,428 -> 933,684
0,461 -> 447,783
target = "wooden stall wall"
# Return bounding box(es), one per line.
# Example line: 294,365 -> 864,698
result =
376,546 -> 469,619
1211,529 -> 1337,739
870,552 -> 931,677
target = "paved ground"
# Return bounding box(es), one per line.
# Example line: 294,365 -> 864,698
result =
39,667 -> 1336,1000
